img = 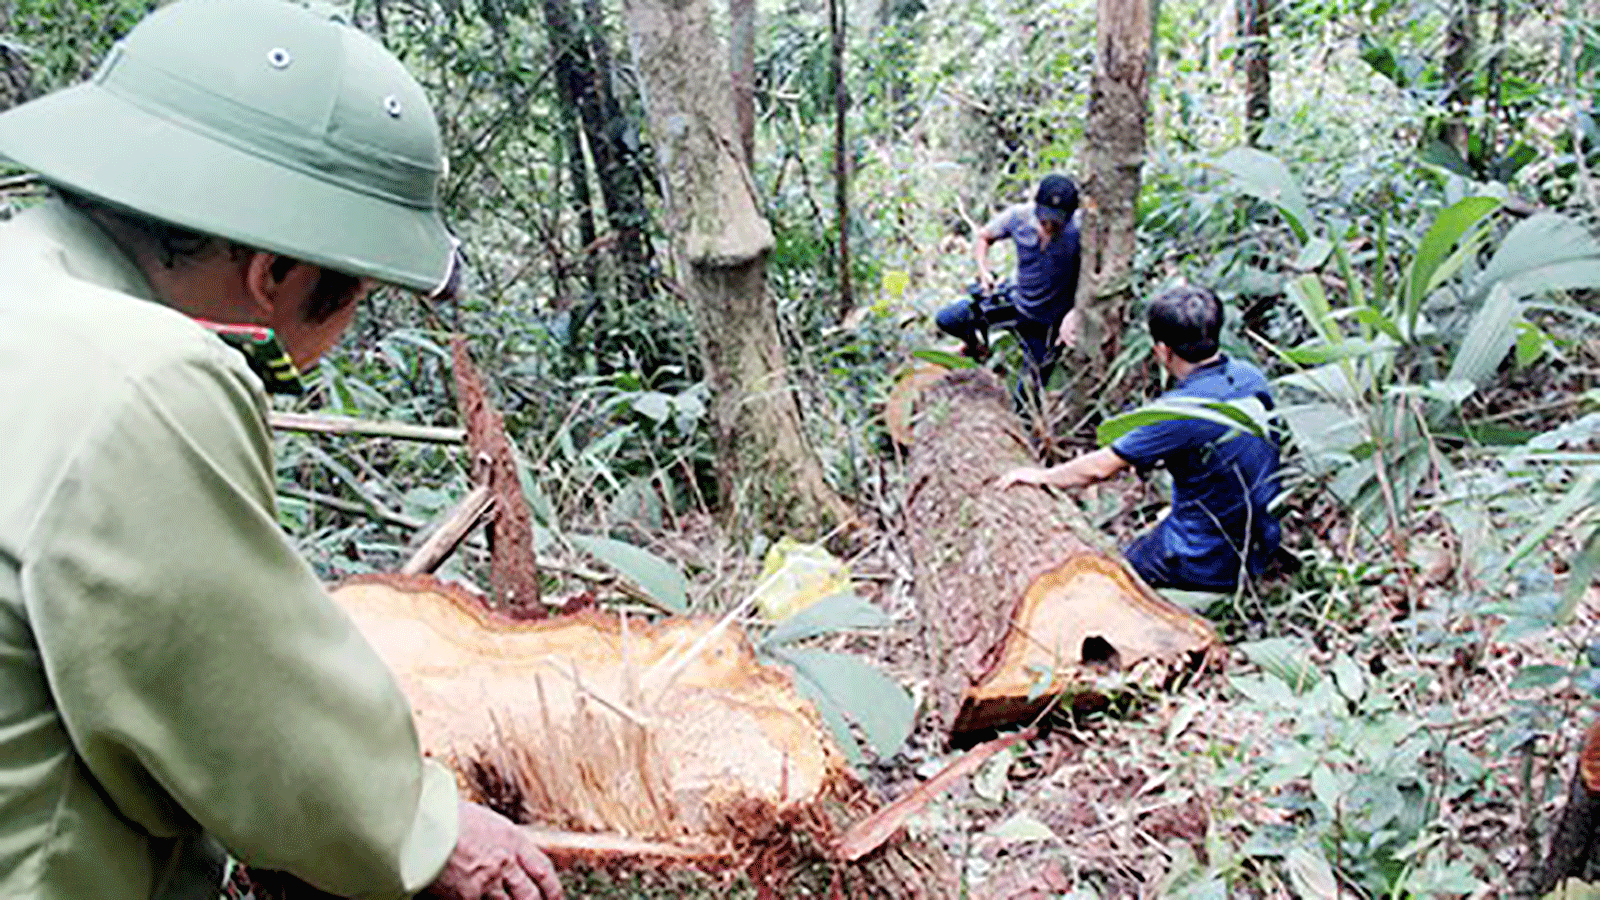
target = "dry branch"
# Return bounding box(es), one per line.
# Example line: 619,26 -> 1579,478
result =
905,369 -> 1218,741
401,484 -> 494,575
268,411 -> 466,444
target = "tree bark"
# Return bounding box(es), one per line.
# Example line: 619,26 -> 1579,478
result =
730,0 -> 756,166
539,0 -> 657,338
1240,0 -> 1271,146
1439,0 -> 1479,164
1073,0 -> 1158,383
906,370 -> 1218,742
1537,718 -> 1600,894
830,0 -> 854,318
621,0 -> 851,532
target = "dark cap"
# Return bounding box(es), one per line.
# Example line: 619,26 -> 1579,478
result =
1034,174 -> 1078,223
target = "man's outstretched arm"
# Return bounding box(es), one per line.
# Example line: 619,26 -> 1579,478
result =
996,447 -> 1130,490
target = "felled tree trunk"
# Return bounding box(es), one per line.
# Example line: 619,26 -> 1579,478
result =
327,574 -> 959,896
906,370 -> 1218,742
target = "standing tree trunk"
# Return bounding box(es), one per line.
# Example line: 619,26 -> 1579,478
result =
1439,0 -> 1479,165
1072,0 -> 1159,380
830,0 -> 854,319
729,0 -> 756,166
906,370 -> 1218,743
541,0 -> 657,343
1240,0 -> 1272,146
621,0 -> 852,532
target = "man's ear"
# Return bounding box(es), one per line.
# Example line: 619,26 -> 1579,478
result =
242,252 -> 318,318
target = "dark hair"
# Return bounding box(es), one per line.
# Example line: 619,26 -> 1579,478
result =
1147,285 -> 1223,362
57,188 -> 360,324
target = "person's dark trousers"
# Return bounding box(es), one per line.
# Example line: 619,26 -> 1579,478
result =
935,291 -> 1059,405
1124,530 -> 1241,593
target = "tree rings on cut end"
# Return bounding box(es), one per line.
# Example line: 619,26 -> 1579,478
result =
330,574 -> 851,864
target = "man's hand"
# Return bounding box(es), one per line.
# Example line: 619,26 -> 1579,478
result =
996,466 -> 1052,490
425,801 -> 564,900
1055,307 -> 1080,348
976,268 -> 995,293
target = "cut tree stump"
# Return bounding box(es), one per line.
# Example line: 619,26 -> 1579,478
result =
329,574 -> 960,896
905,369 -> 1220,741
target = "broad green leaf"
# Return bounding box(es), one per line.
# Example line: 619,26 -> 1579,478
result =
1097,397 -> 1270,445
1509,664 -> 1569,690
789,675 -> 864,765
1238,637 -> 1320,692
1281,339 -> 1384,366
1476,213 -> 1600,294
630,391 -> 673,423
1230,673 -> 1296,707
1285,845 -> 1340,900
1386,379 -> 1475,406
774,647 -> 915,759
1560,526 -> 1600,619
1408,196 -> 1501,312
1294,237 -> 1334,271
985,812 -> 1057,844
1504,469 -> 1600,574
1279,401 -> 1365,460
1214,148 -> 1316,243
762,592 -> 892,647
1516,322 -> 1547,368
1286,274 -> 1338,343
1353,308 -> 1404,343
1331,654 -> 1366,703
911,348 -> 977,369
1447,284 -> 1520,387
569,534 -> 689,612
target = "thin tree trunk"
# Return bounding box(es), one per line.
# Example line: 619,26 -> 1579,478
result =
1439,0 -> 1479,164
730,0 -> 756,166
1483,0 -> 1508,166
831,0 -> 854,318
541,0 -> 657,331
1241,0 -> 1271,146
621,0 -> 851,532
1073,0 -> 1159,379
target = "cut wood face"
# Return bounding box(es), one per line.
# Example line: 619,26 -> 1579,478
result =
954,555 -> 1219,736
331,575 -> 847,855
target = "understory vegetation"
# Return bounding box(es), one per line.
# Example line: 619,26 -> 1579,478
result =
3,0 -> 1598,896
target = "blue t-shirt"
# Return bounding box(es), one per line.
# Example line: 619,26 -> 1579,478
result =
983,202 -> 1081,325
1110,357 -> 1282,590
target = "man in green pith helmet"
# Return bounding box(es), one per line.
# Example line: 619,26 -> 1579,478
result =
0,1 -> 562,898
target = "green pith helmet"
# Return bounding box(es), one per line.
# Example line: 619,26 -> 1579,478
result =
0,0 -> 458,296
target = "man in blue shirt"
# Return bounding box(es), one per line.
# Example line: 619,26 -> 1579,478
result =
998,286 -> 1282,592
936,174 -> 1082,396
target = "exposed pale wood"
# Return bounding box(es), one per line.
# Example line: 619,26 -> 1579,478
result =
330,575 -> 846,852
906,369 -> 1218,741
268,411 -> 465,444
400,484 -> 494,575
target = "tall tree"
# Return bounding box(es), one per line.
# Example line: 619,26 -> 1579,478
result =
1240,0 -> 1272,146
1072,0 -> 1159,366
830,0 -> 854,318
729,0 -> 756,165
620,0 -> 852,532
538,0 -> 657,342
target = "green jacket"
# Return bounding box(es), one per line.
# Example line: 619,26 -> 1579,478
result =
0,201 -> 458,899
